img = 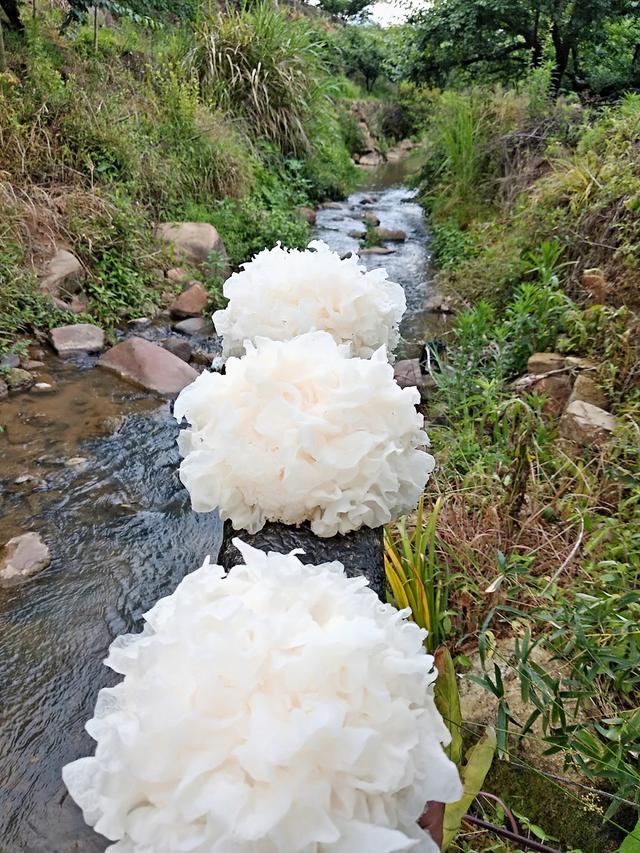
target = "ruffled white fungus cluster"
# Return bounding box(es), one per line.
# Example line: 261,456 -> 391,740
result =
213,241 -> 407,360
174,331 -> 434,537
63,542 -> 462,853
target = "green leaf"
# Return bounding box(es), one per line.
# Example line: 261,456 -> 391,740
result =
434,646 -> 463,767
442,726 -> 497,851
617,817 -> 640,853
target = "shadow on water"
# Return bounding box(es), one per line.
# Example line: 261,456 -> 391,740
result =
0,152 -> 436,852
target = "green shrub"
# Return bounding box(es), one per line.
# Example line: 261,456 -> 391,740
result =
184,196 -> 310,269
0,244 -> 76,355
66,191 -> 161,326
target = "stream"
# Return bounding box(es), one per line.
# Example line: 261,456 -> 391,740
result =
0,154 -> 444,852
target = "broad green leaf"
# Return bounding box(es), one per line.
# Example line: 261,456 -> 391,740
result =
618,818 -> 640,853
442,727 -> 497,851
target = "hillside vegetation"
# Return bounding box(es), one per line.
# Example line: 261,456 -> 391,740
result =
0,2 -> 374,351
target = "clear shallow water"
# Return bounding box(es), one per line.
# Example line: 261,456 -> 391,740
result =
0,351 -> 222,852
312,154 -> 450,357
0,154 -> 440,852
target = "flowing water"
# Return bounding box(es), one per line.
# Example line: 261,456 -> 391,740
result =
0,155 -> 442,852
312,154 -> 450,357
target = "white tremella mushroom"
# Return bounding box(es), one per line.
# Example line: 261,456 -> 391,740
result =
63,541 -> 462,853
212,241 -> 406,360
174,331 -> 434,537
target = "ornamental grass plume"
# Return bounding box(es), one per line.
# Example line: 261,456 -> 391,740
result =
63,541 -> 462,852
213,241 -> 406,360
174,331 -> 434,537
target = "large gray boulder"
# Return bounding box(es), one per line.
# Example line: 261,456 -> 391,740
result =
39,249 -> 84,298
559,400 -> 617,445
218,521 -> 386,601
50,323 -> 104,355
98,336 -> 198,395
0,532 -> 51,588
156,222 -> 227,267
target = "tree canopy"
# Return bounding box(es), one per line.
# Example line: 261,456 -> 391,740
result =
408,0 -> 640,92
314,0 -> 373,21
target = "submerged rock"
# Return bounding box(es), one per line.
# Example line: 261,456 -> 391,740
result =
377,228 -> 406,242
98,336 -> 198,395
0,532 -> 51,588
359,246 -> 395,255
218,521 -> 385,601
4,368 -> 34,393
0,380 -> 8,400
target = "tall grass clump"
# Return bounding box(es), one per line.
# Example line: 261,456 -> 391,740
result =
422,90 -> 490,221
192,1 -> 334,155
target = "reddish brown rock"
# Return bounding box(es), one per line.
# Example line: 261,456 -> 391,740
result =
296,206 -> 316,224
98,337 -> 197,395
581,269 -> 609,301
169,283 -> 209,319
531,374 -> 573,417
166,267 -> 191,283
393,358 -> 436,399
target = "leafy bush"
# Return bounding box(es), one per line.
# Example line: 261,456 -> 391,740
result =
0,244 -> 76,354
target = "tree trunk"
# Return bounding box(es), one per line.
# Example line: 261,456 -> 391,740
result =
0,15 -> 6,72
0,0 -> 23,30
550,22 -> 571,95
93,5 -> 98,52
